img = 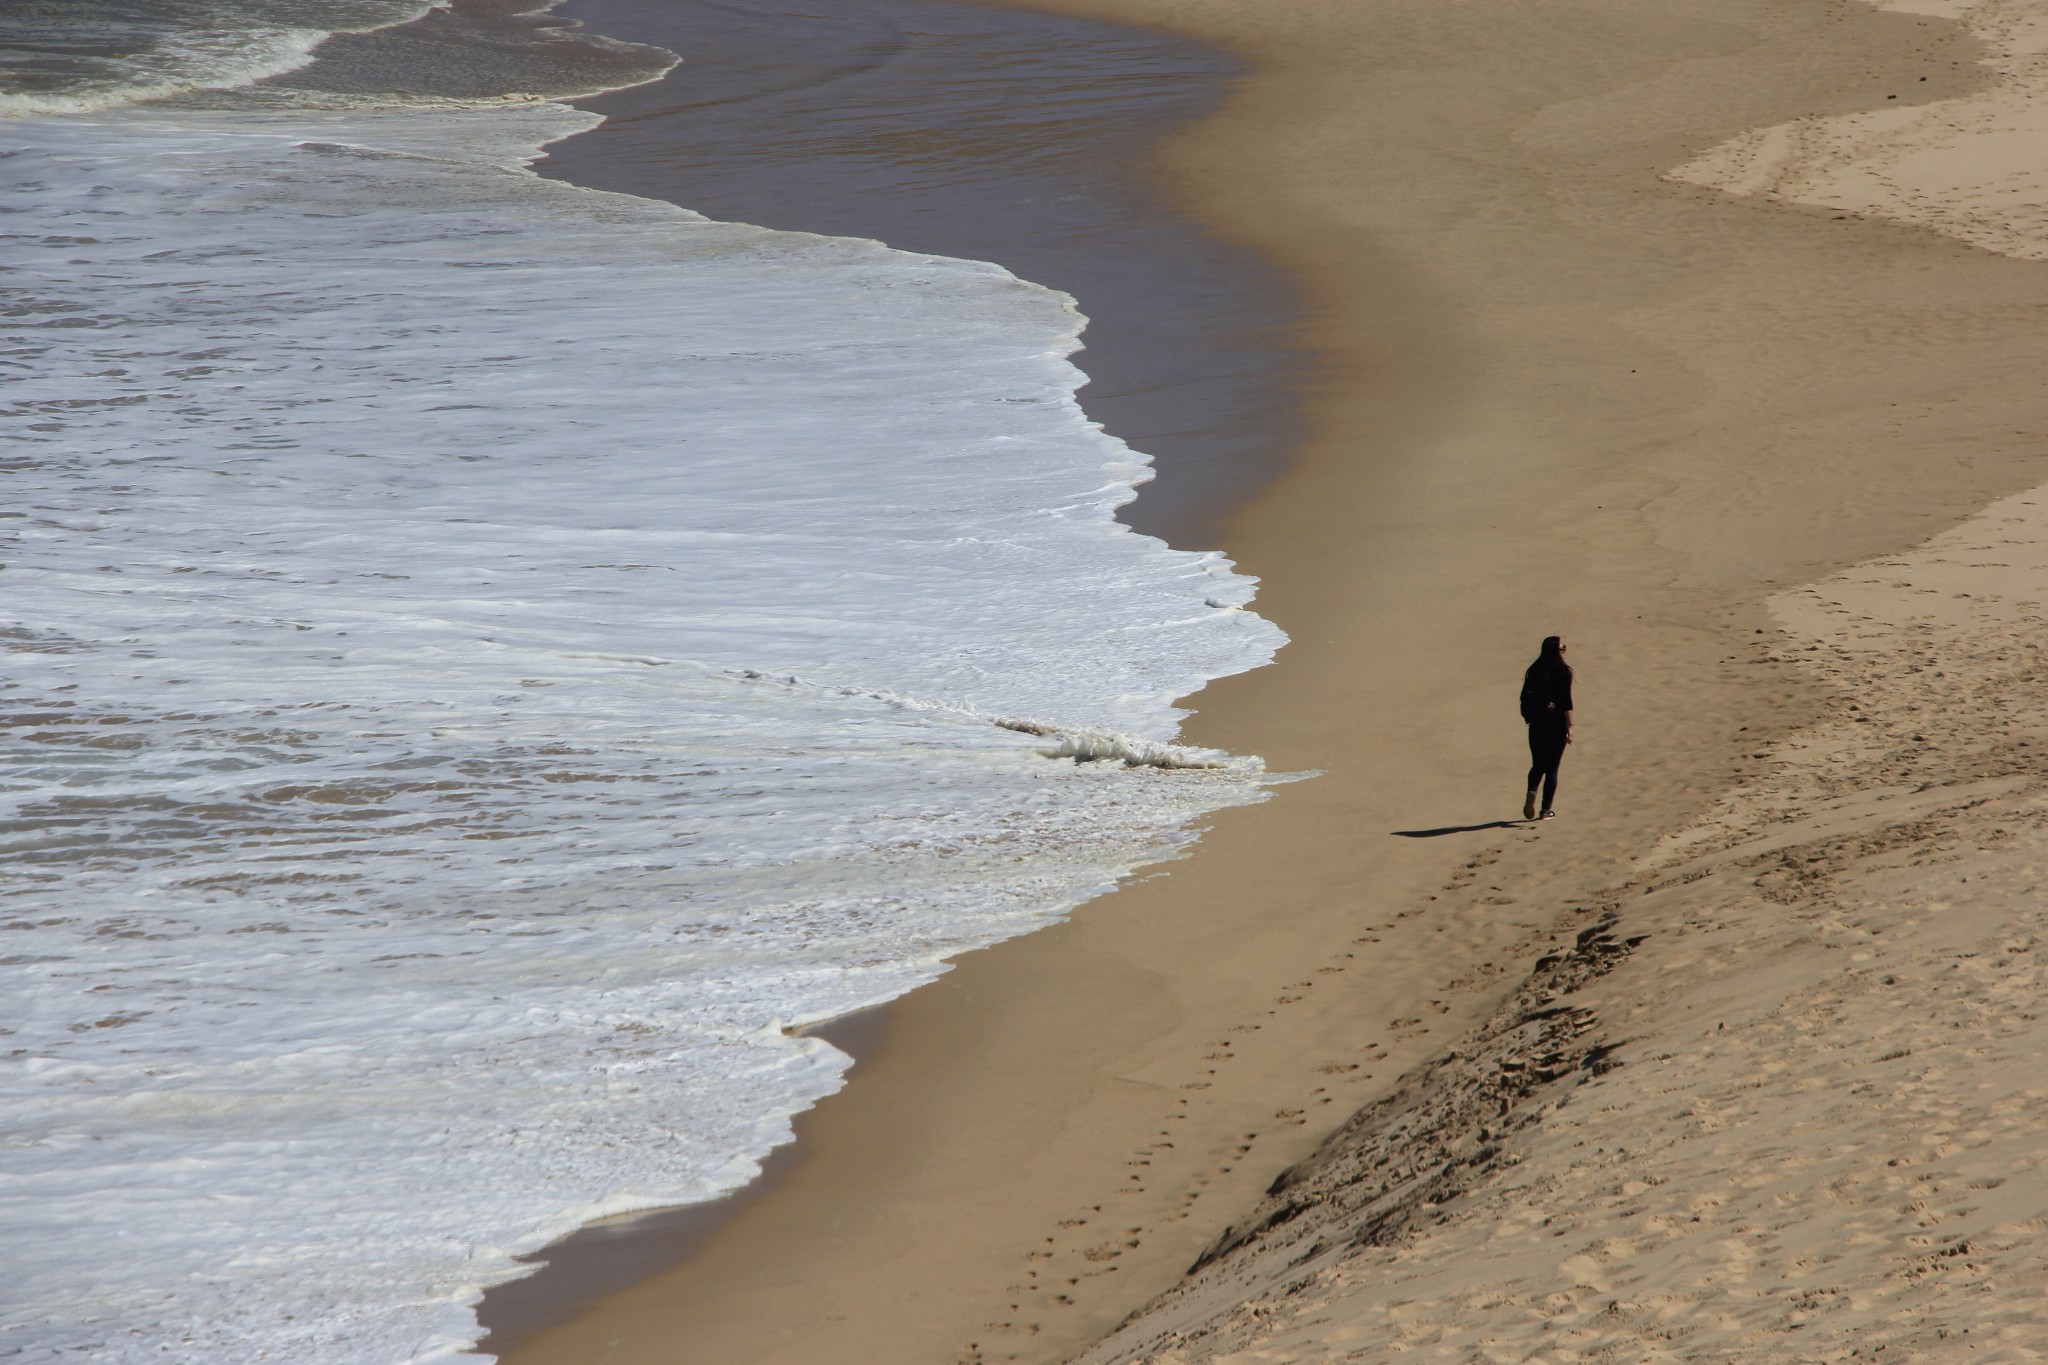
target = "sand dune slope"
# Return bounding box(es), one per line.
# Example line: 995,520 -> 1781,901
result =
1079,492 -> 2048,1362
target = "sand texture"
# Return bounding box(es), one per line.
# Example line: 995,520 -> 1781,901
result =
495,0 -> 2048,1360
1675,0 -> 2048,260
1079,491 -> 2048,1363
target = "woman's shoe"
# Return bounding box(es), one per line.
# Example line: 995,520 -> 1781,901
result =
1523,791 -> 1538,821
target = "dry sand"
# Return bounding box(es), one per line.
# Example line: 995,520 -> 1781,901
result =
1674,0 -> 2048,259
496,0 -> 2048,1361
1080,489 -> 2048,1363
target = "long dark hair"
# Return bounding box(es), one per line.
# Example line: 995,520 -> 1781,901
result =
1528,635 -> 1571,681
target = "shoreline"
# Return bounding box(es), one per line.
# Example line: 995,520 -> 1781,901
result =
473,1007 -> 891,1356
476,0 -> 1310,1352
498,0 -> 2048,1361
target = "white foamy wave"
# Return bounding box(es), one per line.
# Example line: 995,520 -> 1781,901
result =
742,672 -> 1256,769
1028,728 -> 1239,768
0,26 -> 333,118
0,99 -> 1283,1364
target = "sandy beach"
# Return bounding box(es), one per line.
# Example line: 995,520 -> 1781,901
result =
1084,486 -> 2048,1361
496,0 -> 2048,1360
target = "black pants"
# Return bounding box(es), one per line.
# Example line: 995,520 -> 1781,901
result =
1527,722 -> 1567,810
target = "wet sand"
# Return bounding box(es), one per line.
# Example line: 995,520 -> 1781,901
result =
493,0 -> 2048,1360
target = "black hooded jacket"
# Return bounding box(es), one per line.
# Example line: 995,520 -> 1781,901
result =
1519,658 -> 1573,728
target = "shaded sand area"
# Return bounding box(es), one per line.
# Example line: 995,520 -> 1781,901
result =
496,0 -> 2048,1361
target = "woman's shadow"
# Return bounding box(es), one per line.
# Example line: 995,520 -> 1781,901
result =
1390,819 -> 1525,837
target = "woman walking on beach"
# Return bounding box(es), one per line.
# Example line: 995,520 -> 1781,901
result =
1520,635 -> 1573,820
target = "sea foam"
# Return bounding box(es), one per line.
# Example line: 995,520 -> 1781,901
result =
0,0 -> 437,117
0,97 -> 1282,1362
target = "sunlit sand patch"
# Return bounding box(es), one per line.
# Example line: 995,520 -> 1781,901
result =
1078,489 -> 2048,1362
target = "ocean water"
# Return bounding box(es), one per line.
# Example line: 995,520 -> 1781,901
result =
0,1 -> 426,116
0,3 -> 1284,1363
